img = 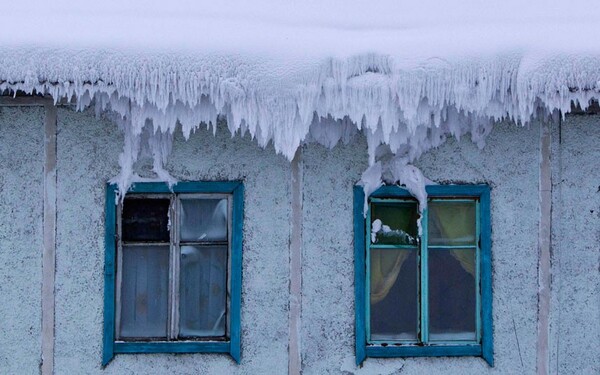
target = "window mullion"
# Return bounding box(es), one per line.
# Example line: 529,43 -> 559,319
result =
115,202 -> 123,340
420,208 -> 429,344
167,195 -> 180,340
475,200 -> 481,343
173,197 -> 181,340
365,203 -> 372,343
226,195 -> 233,338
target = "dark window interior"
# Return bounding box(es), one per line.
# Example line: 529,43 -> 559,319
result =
122,198 -> 170,242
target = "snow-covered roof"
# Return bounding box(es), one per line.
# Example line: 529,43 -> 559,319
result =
2,0 -> 600,200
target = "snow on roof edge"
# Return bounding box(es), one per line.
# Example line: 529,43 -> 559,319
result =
1,49 -> 600,207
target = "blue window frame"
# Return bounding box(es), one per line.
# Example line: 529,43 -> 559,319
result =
103,181 -> 243,365
354,185 -> 492,366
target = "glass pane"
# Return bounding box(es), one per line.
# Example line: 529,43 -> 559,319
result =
179,245 -> 228,338
428,248 -> 477,341
122,198 -> 170,242
119,245 -> 169,339
370,249 -> 418,341
180,199 -> 228,242
370,202 -> 418,245
428,201 -> 476,246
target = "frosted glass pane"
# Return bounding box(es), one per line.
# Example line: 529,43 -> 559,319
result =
371,202 -> 418,245
180,199 -> 228,242
122,198 -> 170,242
370,249 -> 417,341
428,201 -> 476,246
179,245 -> 227,338
428,249 -> 477,341
119,245 -> 169,339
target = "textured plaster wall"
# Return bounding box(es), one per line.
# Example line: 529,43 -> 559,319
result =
301,121 -> 541,374
3,105 -> 598,375
301,141 -> 371,375
0,107 -> 44,374
550,115 -> 600,375
54,108 -> 291,374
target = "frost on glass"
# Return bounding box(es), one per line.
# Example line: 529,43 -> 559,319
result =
428,249 -> 476,341
428,201 -> 476,246
180,199 -> 228,242
370,249 -> 417,341
179,245 -> 228,338
120,245 -> 169,339
122,198 -> 170,242
370,202 -> 418,245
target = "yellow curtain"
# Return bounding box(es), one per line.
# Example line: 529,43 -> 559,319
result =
370,202 -> 475,305
429,203 -> 476,276
370,250 -> 409,304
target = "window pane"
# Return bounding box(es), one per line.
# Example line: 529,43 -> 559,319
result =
179,245 -> 228,338
370,249 -> 418,341
370,202 -> 418,245
428,248 -> 477,341
180,199 -> 228,242
428,201 -> 476,246
119,245 -> 169,339
122,198 -> 170,242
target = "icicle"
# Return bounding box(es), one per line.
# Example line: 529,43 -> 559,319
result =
386,158 -> 432,236
358,162 -> 383,215
109,117 -> 141,200
2,49 -> 600,200
148,125 -> 178,188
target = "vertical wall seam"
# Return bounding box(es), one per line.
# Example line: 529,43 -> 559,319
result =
289,147 -> 303,375
554,115 -> 563,375
41,104 -> 57,375
537,118 -> 552,375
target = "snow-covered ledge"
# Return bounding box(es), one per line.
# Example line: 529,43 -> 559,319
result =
2,0 -> 600,203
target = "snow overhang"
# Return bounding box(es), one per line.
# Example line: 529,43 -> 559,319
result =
2,0 -> 600,199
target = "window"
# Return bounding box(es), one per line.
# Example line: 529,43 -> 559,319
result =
354,185 -> 492,366
103,182 -> 243,365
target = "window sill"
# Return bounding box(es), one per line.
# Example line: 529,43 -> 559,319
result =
364,343 -> 492,366
114,340 -> 231,354
103,341 -> 238,366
